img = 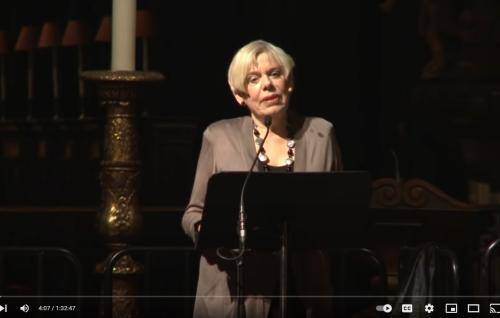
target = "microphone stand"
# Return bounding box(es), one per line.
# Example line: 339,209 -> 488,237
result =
236,116 -> 272,318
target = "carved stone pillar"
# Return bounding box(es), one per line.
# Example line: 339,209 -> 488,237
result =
82,70 -> 164,318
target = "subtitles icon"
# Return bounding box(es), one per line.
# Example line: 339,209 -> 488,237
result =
467,304 -> 480,313
446,303 -> 457,313
491,303 -> 500,314
401,304 -> 413,313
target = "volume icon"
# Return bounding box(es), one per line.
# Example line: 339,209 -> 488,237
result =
19,304 -> 29,313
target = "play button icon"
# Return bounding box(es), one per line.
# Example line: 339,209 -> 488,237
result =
0,304 -> 7,312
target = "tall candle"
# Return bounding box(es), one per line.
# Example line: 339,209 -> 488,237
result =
111,0 -> 136,71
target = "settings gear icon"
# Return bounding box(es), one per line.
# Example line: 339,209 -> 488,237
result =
424,303 -> 434,313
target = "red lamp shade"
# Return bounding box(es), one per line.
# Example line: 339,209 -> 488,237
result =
95,16 -> 111,42
62,20 -> 89,46
38,22 -> 60,48
136,10 -> 154,38
15,26 -> 38,51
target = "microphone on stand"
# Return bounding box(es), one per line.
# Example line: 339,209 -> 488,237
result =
238,115 -> 272,249
233,115 -> 272,318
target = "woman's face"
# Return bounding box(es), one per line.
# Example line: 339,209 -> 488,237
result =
240,53 -> 292,120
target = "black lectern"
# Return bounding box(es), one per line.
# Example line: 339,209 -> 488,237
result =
197,171 -> 371,317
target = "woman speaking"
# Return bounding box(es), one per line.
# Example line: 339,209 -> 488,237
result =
182,39 -> 343,318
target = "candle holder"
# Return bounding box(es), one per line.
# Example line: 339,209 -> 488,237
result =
82,70 -> 163,318
95,12 -> 156,118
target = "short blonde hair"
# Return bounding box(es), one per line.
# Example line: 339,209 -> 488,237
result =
227,40 -> 295,96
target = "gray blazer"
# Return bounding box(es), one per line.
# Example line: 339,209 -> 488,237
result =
182,115 -> 343,318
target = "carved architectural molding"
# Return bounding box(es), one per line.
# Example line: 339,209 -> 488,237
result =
371,178 -> 474,210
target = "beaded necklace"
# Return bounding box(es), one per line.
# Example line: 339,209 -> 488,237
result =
253,124 -> 295,172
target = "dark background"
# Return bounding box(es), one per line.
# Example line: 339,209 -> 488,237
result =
0,0 -> 466,199
3,0 -> 498,204
0,0 -> 500,315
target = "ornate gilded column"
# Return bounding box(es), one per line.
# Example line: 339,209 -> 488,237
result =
82,70 -> 164,318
